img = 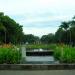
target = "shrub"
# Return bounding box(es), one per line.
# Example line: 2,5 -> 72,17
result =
0,47 -> 21,64
54,45 -> 75,63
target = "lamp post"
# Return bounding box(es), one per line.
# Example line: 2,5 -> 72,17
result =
69,27 -> 71,46
0,24 -> 6,44
69,22 -> 73,46
4,30 -> 6,44
3,27 -> 6,44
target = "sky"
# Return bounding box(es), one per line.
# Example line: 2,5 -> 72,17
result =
0,0 -> 75,37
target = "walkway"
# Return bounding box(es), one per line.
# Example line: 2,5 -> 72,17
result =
0,70 -> 75,75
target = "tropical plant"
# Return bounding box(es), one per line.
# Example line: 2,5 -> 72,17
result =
0,47 -> 21,64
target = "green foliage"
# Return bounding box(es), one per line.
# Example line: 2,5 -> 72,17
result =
41,33 -> 55,44
0,47 -> 21,64
0,12 -> 24,44
55,16 -> 75,45
60,22 -> 69,31
54,45 -> 75,63
25,44 -> 56,50
23,34 -> 40,44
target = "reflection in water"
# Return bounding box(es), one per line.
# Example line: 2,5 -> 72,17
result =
25,56 -> 59,64
26,56 -> 54,62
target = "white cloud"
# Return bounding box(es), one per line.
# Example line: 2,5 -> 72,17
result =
19,15 -> 72,24
0,0 -> 75,15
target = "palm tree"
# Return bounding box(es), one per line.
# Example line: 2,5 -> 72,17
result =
60,21 -> 70,44
70,16 -> 75,27
60,22 -> 69,31
68,16 -> 75,46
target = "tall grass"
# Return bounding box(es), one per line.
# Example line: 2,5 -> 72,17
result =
54,45 -> 75,63
0,47 -> 21,64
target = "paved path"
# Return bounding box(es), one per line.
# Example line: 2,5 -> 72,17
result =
0,70 -> 75,75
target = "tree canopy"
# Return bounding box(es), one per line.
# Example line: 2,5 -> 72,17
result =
41,15 -> 75,46
55,16 -> 75,45
0,12 -> 24,44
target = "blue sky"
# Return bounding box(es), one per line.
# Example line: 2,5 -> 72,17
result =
0,0 -> 75,37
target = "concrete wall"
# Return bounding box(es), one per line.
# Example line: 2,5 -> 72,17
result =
0,64 -> 75,75
0,64 -> 75,70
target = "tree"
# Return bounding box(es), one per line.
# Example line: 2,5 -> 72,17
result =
0,13 -> 7,43
68,17 -> 75,46
60,22 -> 69,31
55,16 -> 75,45
60,22 -> 70,44
55,28 -> 64,43
41,33 -> 55,44
0,12 -> 24,44
23,34 -> 40,44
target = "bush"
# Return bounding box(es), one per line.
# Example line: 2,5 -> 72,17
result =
54,45 -> 75,63
0,47 -> 21,64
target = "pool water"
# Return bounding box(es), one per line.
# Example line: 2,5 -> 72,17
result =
25,56 -> 59,64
